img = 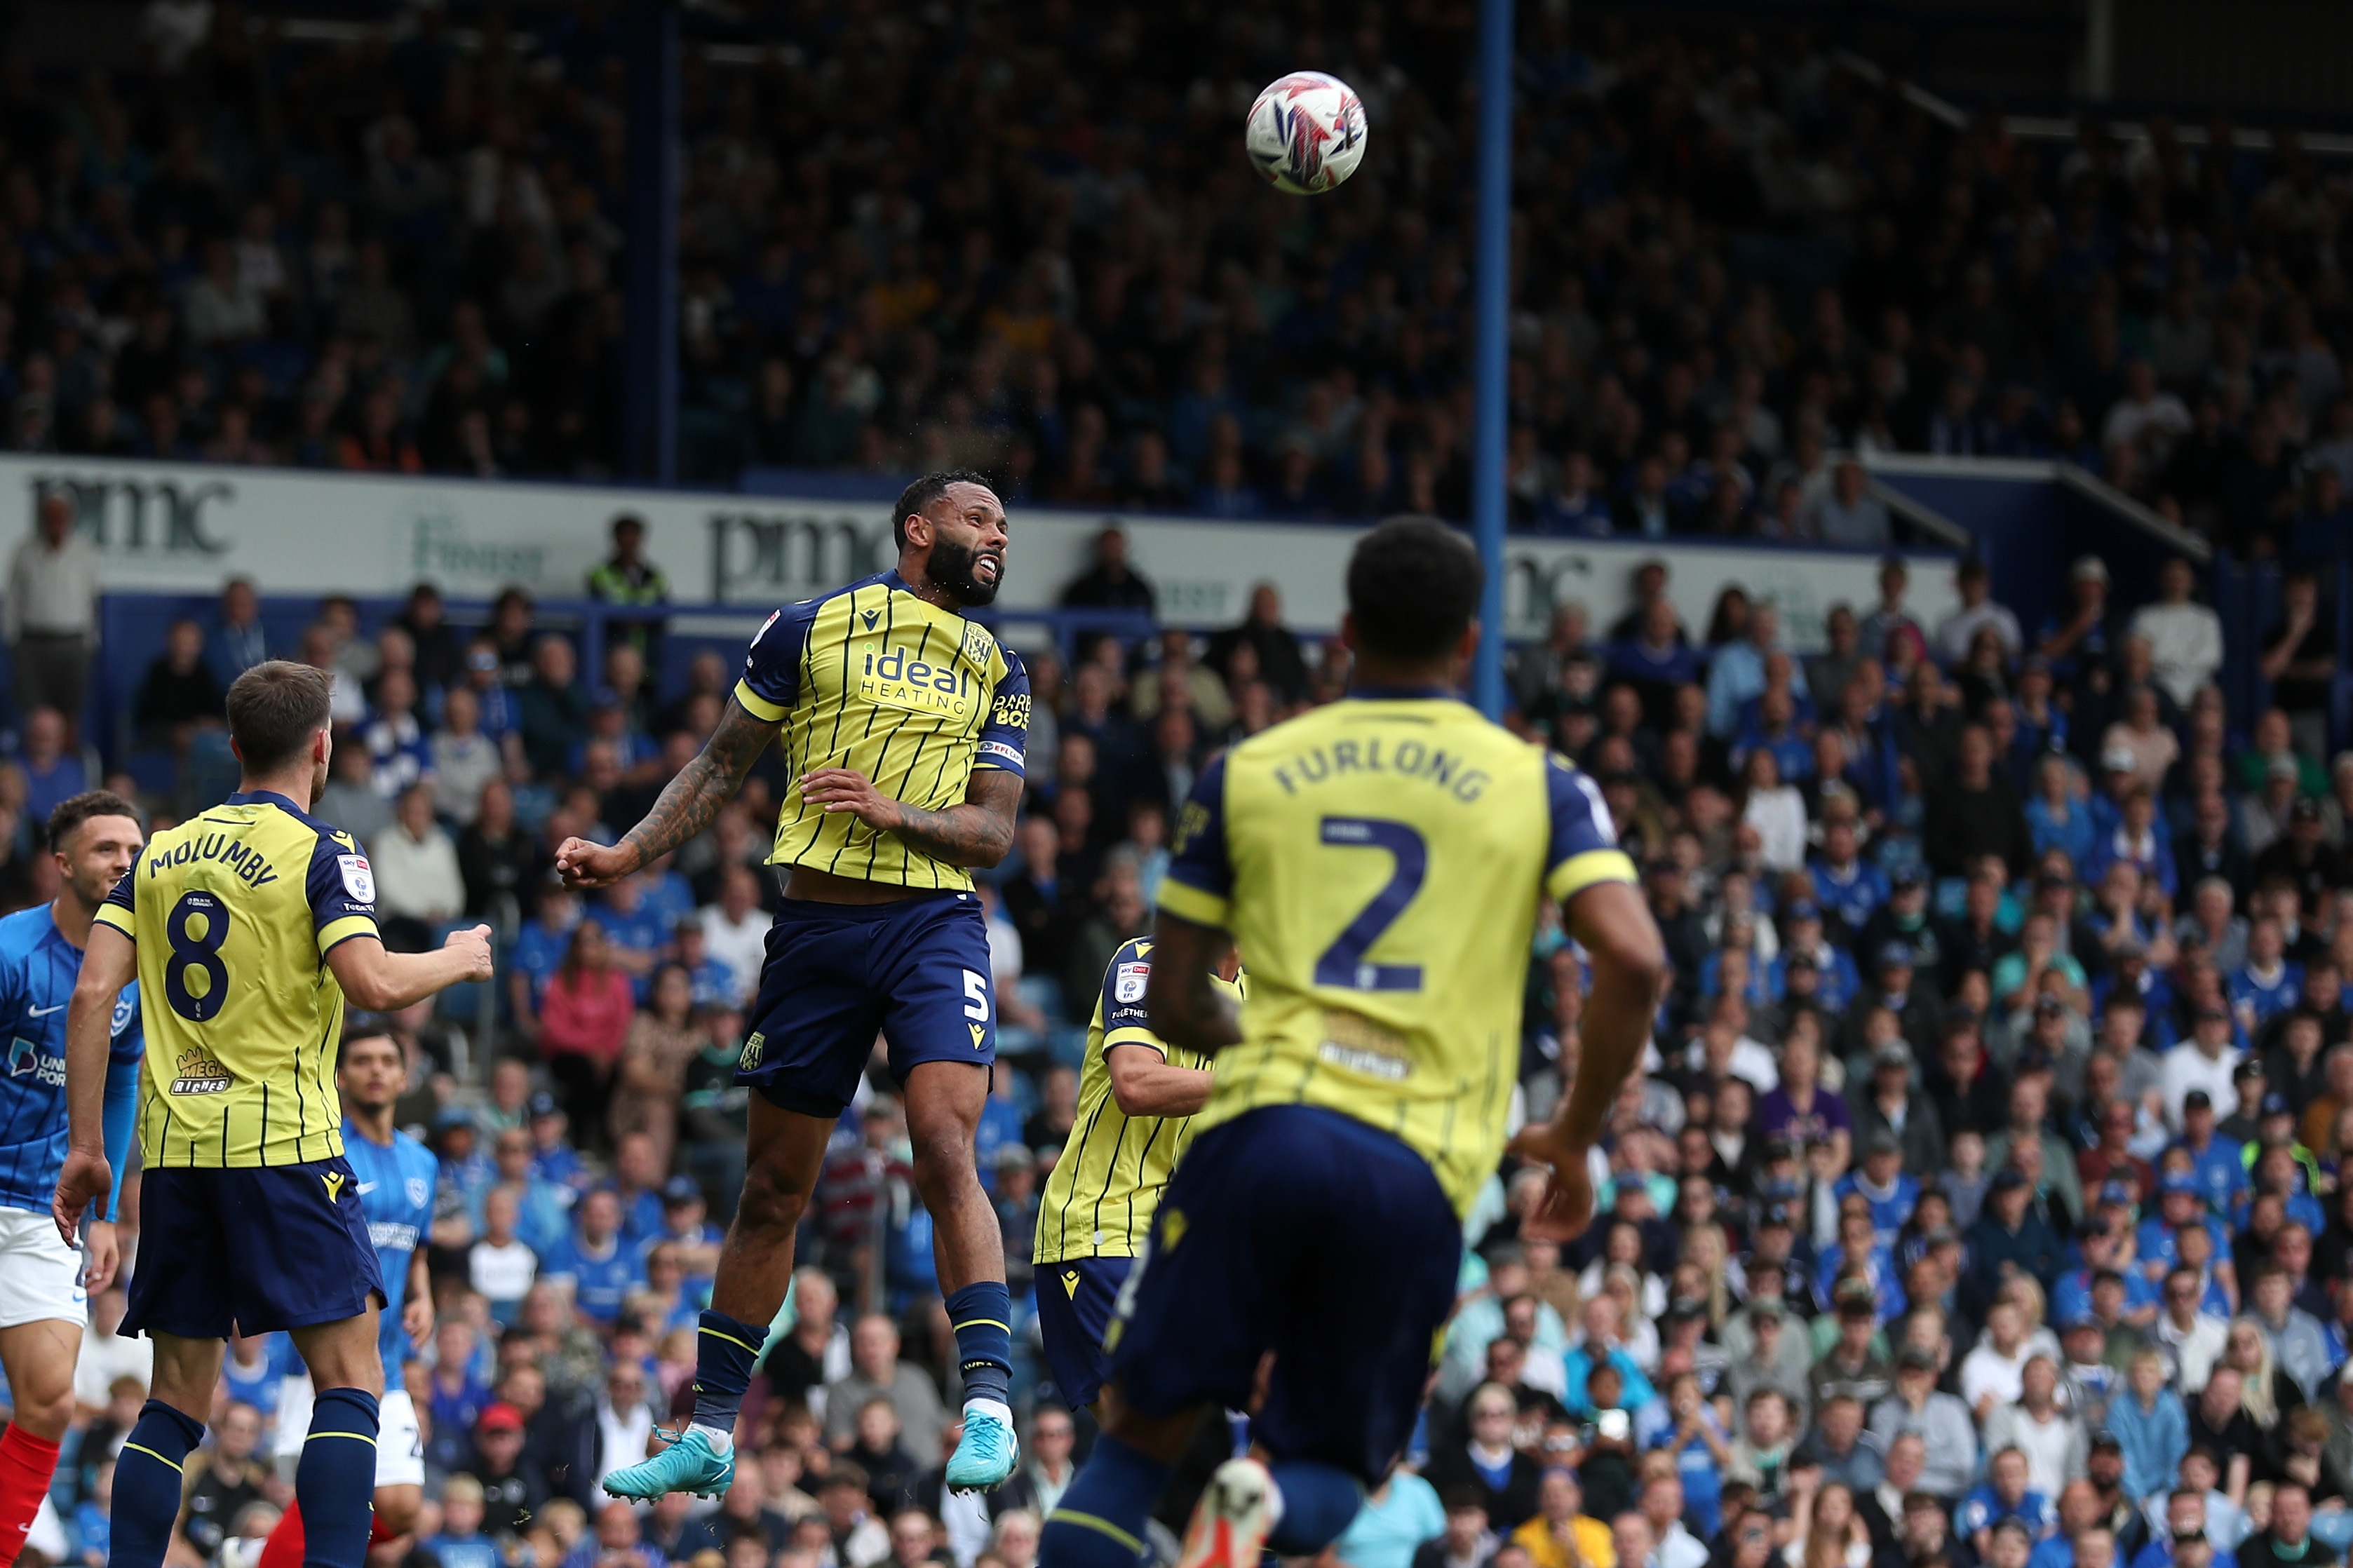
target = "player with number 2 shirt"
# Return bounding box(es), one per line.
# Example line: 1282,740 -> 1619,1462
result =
1037,518 -> 1667,1568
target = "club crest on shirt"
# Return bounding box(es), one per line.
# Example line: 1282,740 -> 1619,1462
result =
960,620 -> 997,670
170,1049 -> 232,1095
110,992 -> 136,1036
407,1177 -> 429,1208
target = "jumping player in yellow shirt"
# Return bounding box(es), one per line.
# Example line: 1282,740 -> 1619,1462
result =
52,661 -> 492,1568
559,471 -> 1031,1498
1037,517 -> 1665,1568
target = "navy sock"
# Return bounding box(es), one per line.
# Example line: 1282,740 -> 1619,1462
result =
944,1280 -> 1015,1407
112,1401 -> 205,1568
689,1309 -> 769,1438
1040,1435 -> 1171,1568
1265,1459 -> 1366,1555
297,1388 -> 380,1568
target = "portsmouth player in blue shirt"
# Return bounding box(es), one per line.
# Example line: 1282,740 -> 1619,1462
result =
0,791 -> 142,1568
257,1023 -> 437,1568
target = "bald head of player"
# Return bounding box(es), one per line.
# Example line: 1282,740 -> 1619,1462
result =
894,469 -> 1007,608
225,659 -> 337,806
1343,514 -> 1485,687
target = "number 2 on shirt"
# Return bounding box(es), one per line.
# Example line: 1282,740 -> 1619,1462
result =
1314,816 -> 1427,992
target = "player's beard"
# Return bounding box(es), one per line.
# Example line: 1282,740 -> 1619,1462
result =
925,536 -> 1002,607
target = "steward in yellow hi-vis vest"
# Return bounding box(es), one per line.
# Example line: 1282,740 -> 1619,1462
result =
56,659 -> 494,1352
1034,936 -> 1243,1411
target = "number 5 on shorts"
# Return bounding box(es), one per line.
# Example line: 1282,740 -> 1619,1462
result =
962,971 -> 990,1020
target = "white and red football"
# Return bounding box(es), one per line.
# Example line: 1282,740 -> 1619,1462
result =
1243,72 -> 1368,196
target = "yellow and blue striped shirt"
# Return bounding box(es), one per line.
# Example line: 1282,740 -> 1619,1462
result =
96,790 -> 378,1168
736,570 -> 1029,889
1157,690 -> 1636,1216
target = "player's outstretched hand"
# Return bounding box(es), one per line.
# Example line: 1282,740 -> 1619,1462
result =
445,924 -> 497,981
1506,1123 -> 1598,1244
555,837 -> 638,888
800,767 -> 894,828
83,1219 -> 120,1293
52,1148 -> 112,1250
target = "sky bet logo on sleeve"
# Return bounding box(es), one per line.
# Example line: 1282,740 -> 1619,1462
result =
857,644 -> 977,719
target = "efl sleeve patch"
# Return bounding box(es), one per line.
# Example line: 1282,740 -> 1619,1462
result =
1114,959 -> 1151,1003
337,854 -> 376,905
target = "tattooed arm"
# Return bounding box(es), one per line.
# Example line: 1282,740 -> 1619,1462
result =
797,764 -> 1023,869
555,696 -> 776,888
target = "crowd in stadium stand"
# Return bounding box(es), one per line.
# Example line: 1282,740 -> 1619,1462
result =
0,6 -> 2346,549
0,6 -> 2350,1568
6,520 -> 2352,1568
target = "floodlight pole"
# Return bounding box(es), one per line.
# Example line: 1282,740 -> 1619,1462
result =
1470,0 -> 1514,719
623,0 -> 680,485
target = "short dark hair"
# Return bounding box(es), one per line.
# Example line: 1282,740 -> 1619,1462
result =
48,790 -> 142,852
336,1016 -> 398,1069
892,469 -> 995,550
225,661 -> 335,774
1346,515 -> 1483,663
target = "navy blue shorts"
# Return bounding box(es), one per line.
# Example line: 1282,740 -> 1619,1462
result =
123,1159 -> 385,1339
738,891 -> 997,1118
1035,1255 -> 1131,1412
1105,1104 -> 1463,1482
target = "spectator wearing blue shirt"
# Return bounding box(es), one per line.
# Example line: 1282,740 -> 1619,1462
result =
2106,1351 -> 2190,1503
527,1091 -> 593,1192
1706,602 -> 1781,738
478,1123 -> 576,1255
1811,820 -> 1892,935
426,1320 -> 495,1476
610,1130 -> 667,1244
671,921 -> 737,1010
635,1177 -> 725,1290
1835,1134 -> 1921,1248
2226,920 -> 2303,1036
433,1107 -> 495,1212
2171,1105 -> 2249,1217
364,668 -> 436,798
511,885 -> 579,1030
18,708 -> 88,826
1533,452 -> 1614,536
72,1457 -> 113,1567
588,872 -> 670,1002
1608,600 -> 1704,717
2026,754 -> 2099,869
1814,1206 -> 1910,1324
1958,1450 -> 2061,1557
1562,1297 -> 1658,1416
2128,1489 -> 2238,1568
541,1187 -> 645,1325
424,1476 -> 504,1568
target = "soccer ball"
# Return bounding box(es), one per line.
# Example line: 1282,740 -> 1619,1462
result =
1243,72 -> 1368,195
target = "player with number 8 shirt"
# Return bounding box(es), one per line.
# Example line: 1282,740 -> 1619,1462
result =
50,661 -> 494,1568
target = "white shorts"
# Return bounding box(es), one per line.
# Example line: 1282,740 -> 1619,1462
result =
0,1205 -> 86,1329
276,1379 -> 424,1491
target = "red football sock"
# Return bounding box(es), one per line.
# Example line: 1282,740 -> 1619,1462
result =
370,1510 -> 398,1548
257,1499 -> 306,1568
0,1425 -> 62,1568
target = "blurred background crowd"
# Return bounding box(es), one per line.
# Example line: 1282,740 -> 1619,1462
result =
0,8 -> 2347,1568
